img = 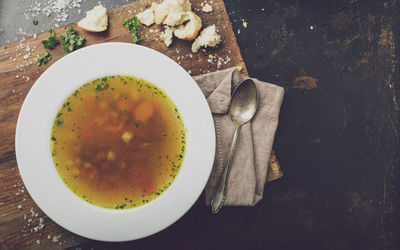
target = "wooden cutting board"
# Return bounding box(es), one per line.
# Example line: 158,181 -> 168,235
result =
0,0 -> 278,248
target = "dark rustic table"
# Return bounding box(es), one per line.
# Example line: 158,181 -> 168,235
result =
1,0 -> 399,249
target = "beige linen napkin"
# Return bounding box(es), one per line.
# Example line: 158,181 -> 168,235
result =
193,67 -> 284,206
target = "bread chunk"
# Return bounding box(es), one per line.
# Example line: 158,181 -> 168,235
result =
160,26 -> 175,47
137,8 -> 155,26
174,12 -> 202,41
78,5 -> 108,32
191,25 -> 221,52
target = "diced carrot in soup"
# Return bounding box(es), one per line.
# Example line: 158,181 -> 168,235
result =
134,101 -> 154,122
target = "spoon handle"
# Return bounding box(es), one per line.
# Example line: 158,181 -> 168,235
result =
211,124 -> 241,213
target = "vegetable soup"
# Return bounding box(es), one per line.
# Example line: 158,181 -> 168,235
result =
50,75 -> 185,209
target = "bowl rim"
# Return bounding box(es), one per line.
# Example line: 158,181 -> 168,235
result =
15,42 -> 216,241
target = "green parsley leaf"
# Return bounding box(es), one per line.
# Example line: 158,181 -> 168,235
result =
33,19 -> 38,25
120,16 -> 142,44
34,51 -> 52,66
61,26 -> 85,53
41,28 -> 59,50
34,55 -> 43,66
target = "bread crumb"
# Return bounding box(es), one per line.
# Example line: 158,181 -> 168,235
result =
174,12 -> 202,41
152,2 -> 167,24
242,21 -> 248,28
191,25 -> 221,52
237,29 -> 241,34
237,65 -> 243,72
202,3 -> 213,12
163,0 -> 192,26
137,8 -> 155,26
77,5 -> 108,32
160,26 -> 174,47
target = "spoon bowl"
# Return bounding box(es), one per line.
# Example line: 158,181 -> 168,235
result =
230,79 -> 259,124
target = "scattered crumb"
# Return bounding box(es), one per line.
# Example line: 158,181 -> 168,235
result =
202,3 -> 213,12
242,21 -> 248,28
17,205 -> 22,210
237,29 -> 241,34
237,65 -> 243,72
52,235 -> 60,243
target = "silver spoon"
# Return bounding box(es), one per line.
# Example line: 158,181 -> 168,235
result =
211,78 -> 258,213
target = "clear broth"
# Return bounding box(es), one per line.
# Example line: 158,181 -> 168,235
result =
50,75 -> 185,209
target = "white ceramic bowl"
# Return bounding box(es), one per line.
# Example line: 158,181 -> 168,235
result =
15,43 -> 215,241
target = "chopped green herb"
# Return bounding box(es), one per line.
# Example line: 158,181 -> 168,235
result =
51,136 -> 56,141
34,51 -> 52,66
61,26 -> 85,52
41,29 -> 59,50
120,16 -> 141,44
95,83 -> 109,92
55,119 -> 64,126
33,19 -> 38,25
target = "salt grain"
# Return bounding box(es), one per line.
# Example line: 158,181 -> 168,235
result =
28,0 -> 83,25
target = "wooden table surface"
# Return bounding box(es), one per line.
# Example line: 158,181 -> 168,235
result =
0,0 -> 276,248
1,0 -> 399,249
